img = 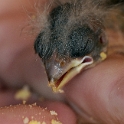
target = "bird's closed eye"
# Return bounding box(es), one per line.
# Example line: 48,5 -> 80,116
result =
67,26 -> 96,58
99,33 -> 108,46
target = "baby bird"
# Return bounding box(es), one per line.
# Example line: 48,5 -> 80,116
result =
34,0 -> 108,92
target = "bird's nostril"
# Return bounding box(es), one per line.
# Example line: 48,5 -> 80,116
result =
59,60 -> 66,67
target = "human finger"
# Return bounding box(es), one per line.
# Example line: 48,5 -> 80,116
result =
64,54 -> 124,124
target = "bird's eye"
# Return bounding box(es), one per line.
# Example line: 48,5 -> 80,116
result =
99,36 -> 107,45
99,33 -> 108,45
99,36 -> 104,44
67,26 -> 95,58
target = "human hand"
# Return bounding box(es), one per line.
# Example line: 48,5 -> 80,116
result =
0,0 -> 124,124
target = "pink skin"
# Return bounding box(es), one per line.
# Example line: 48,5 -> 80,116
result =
0,0 -> 124,123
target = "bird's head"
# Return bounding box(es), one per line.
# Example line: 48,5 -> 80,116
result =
34,2 -> 108,92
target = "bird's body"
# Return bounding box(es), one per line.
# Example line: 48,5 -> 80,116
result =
34,0 -> 123,92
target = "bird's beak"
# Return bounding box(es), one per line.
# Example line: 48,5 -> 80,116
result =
43,55 -> 93,92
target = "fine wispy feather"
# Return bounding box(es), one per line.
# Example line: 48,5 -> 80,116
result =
33,0 -> 106,37
32,0 -> 124,33
34,0 -> 124,60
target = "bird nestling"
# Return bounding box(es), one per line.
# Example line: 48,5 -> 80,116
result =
34,0 -> 108,92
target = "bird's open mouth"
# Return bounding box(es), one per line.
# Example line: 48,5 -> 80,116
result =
48,56 -> 93,92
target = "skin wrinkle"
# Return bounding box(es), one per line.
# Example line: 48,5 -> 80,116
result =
66,87 -> 106,123
83,76 -> 113,123
90,55 -> 124,124
108,75 -> 124,122
64,73 -> 103,123
66,97 -> 99,123
106,29 -> 124,123
107,30 -> 124,55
